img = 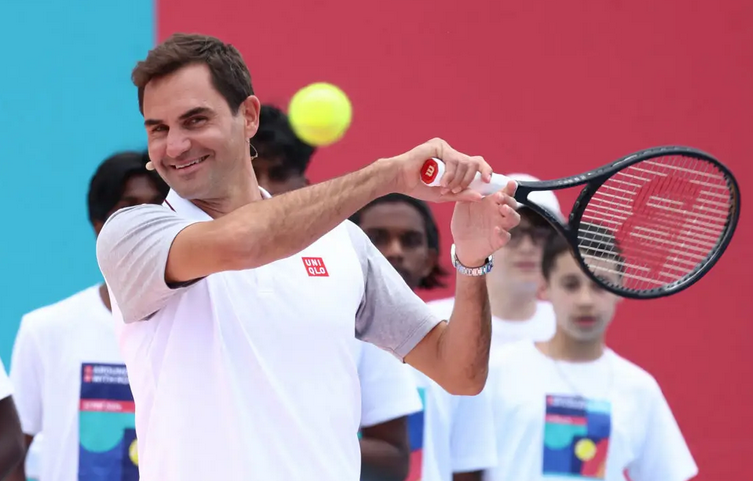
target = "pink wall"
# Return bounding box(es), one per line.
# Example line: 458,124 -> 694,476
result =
160,1 -> 753,478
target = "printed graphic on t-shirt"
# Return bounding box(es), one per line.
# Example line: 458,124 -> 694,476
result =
543,394 -> 611,480
79,363 -> 138,481
406,387 -> 426,481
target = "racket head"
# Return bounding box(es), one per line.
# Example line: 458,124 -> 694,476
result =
564,146 -> 740,299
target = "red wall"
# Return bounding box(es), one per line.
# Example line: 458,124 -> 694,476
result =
159,1 -> 752,478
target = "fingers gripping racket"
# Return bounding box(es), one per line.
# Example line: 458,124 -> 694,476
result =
421,146 -> 741,299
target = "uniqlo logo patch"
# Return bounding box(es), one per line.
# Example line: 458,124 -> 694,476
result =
302,257 -> 329,277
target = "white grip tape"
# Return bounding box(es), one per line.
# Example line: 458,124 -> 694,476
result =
419,158 -> 516,196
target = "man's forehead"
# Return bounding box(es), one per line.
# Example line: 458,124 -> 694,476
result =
143,66 -> 221,117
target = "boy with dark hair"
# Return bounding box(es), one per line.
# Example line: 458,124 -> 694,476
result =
9,151 -> 168,481
482,227 -> 698,481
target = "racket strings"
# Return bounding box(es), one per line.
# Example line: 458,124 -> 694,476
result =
578,154 -> 733,293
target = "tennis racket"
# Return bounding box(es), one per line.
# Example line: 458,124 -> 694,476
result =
420,146 -> 740,299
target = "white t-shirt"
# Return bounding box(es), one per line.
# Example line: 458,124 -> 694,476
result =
483,341 -> 698,481
354,340 -> 422,427
0,357 -> 12,400
405,369 -> 497,481
95,190 -> 442,481
428,297 -> 555,362
10,285 -> 138,481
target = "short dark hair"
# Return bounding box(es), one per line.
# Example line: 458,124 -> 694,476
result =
350,194 -> 449,289
253,104 -> 316,174
132,33 -> 253,115
542,223 -> 624,280
87,151 -> 169,225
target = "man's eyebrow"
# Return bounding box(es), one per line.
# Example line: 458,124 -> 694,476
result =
144,107 -> 213,127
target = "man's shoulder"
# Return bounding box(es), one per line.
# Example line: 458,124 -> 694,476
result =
101,203 -> 177,232
20,285 -> 102,334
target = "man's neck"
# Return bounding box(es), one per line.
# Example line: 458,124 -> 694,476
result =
192,160 -> 264,218
538,331 -> 605,362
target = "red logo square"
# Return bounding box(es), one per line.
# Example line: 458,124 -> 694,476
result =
302,257 -> 329,277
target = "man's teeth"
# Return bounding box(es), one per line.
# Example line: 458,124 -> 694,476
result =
175,156 -> 207,169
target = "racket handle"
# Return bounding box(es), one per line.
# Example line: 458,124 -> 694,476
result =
420,158 -> 516,196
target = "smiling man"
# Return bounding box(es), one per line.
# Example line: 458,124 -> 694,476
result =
95,33 -> 520,481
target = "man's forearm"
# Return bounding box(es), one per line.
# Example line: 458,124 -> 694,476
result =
437,273 -> 492,394
220,160 -> 395,269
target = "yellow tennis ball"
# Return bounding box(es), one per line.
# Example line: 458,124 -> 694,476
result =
288,82 -> 352,146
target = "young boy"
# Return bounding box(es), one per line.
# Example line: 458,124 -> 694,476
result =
483,226 -> 698,481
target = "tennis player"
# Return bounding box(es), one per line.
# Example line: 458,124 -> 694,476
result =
96,33 -> 520,481
0,358 -> 25,479
350,194 -> 497,481
429,174 -> 564,361
483,227 -> 698,481
253,103 -> 422,480
8,151 -> 168,481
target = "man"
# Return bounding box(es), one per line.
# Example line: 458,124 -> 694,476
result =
429,174 -> 564,360
254,103 -> 421,481
0,358 -> 25,479
8,151 -> 169,481
350,194 -> 498,481
96,33 -> 519,481
483,227 -> 698,481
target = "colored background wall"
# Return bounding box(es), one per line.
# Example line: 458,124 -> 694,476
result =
0,0 -> 154,359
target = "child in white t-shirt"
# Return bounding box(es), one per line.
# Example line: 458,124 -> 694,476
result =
483,227 -> 698,481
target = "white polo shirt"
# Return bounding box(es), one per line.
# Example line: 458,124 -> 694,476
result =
483,341 -> 697,481
10,285 -> 137,481
96,189 -> 441,481
0,357 -> 11,401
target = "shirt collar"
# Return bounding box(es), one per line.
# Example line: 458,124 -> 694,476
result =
163,188 -> 272,221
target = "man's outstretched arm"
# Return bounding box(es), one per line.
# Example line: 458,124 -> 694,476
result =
97,138 -> 494,323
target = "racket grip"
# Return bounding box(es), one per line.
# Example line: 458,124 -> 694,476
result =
419,158 -> 515,196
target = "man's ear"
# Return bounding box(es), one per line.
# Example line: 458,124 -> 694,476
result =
241,95 -> 261,139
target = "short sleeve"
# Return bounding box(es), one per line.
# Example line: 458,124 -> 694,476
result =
627,382 -> 698,481
356,341 -> 421,427
345,221 -> 441,360
450,389 -> 498,473
0,357 -> 12,401
8,316 -> 44,434
96,204 -> 199,324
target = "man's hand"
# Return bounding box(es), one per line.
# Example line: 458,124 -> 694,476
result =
451,182 -> 521,267
380,138 -> 493,203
